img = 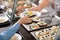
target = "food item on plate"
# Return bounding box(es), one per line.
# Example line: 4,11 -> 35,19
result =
33,17 -> 40,22
25,11 -> 36,17
37,22 -> 47,27
35,31 -> 44,38
51,26 -> 59,33
30,23 -> 39,29
28,11 -> 33,15
46,31 -> 50,35
44,29 -> 50,35
0,18 -> 5,23
48,36 -> 54,40
35,31 -> 40,38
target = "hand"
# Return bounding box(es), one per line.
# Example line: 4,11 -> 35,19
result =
28,7 -> 37,11
16,6 -> 23,11
18,16 -> 32,24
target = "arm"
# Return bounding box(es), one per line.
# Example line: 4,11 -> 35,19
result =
0,16 -> 32,40
29,0 -> 50,11
0,22 -> 20,40
37,0 -> 50,11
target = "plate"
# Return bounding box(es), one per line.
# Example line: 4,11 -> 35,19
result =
10,33 -> 22,40
0,16 -> 9,23
20,11 -> 41,18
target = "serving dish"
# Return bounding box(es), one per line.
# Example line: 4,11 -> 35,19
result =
20,11 -> 41,18
0,16 -> 10,27
31,25 -> 59,40
0,16 -> 9,23
37,21 -> 47,27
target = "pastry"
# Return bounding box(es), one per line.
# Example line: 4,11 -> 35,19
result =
30,23 -> 39,29
35,31 -> 40,38
37,21 -> 47,27
25,11 -> 36,18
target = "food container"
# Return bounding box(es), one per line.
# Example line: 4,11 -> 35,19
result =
31,25 -> 59,40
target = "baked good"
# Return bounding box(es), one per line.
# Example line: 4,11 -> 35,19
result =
37,21 -> 47,27
30,23 -> 39,29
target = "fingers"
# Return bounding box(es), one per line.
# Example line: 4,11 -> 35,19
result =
28,8 -> 34,11
16,6 -> 23,11
23,16 -> 29,20
22,16 -> 32,23
28,8 -> 31,11
23,16 -> 32,22
24,16 -> 33,20
18,16 -> 33,24
27,18 -> 32,23
28,7 -> 36,11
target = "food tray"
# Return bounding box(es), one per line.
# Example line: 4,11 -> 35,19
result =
30,25 -> 59,40
22,16 -> 59,31
22,21 -> 48,31
18,16 -> 60,40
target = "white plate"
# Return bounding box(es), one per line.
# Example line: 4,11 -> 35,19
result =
0,16 -> 9,23
10,33 -> 22,40
20,11 -> 41,18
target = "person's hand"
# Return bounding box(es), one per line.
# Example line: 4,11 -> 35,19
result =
28,7 -> 35,11
28,7 -> 37,11
18,16 -> 32,24
16,6 -> 23,11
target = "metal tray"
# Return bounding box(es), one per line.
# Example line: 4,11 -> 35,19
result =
30,24 -> 59,40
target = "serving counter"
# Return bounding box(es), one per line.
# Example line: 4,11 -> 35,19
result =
0,8 -> 60,40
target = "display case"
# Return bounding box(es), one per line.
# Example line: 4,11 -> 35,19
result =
1,0 -> 60,40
